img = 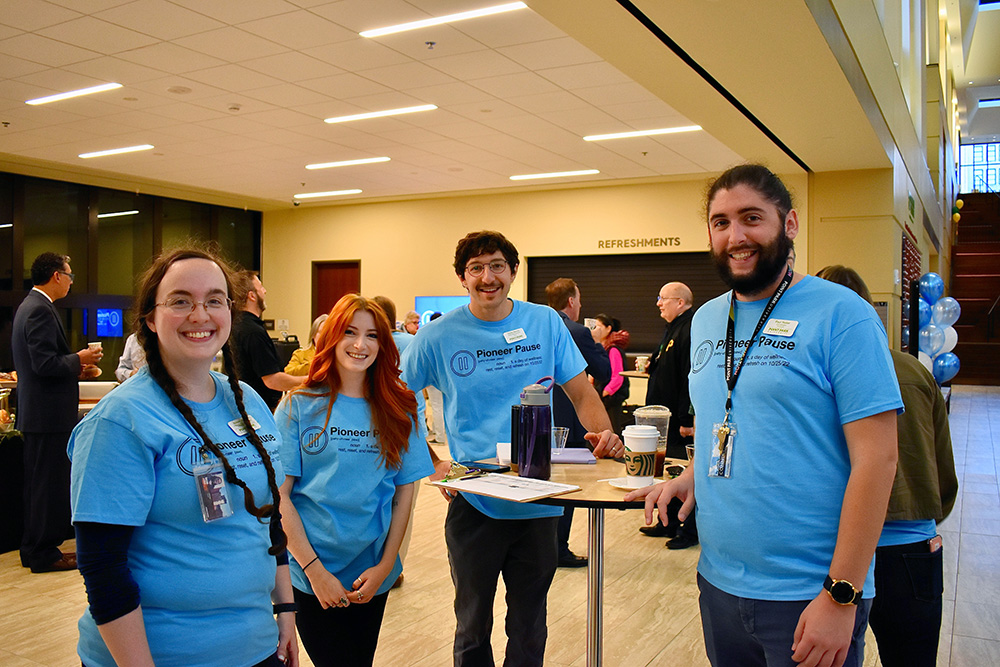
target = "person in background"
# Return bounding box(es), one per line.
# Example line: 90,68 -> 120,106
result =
545,277 -> 611,568
115,332 -> 146,382
12,252 -> 103,573
372,294 -> 429,589
276,294 -> 433,666
589,313 -> 630,437
285,314 -> 329,376
627,164 -> 901,667
401,230 -> 623,666
424,311 -> 447,445
640,282 -> 698,549
68,246 -> 297,667
403,311 -> 420,335
816,264 -> 958,667
231,270 -> 302,411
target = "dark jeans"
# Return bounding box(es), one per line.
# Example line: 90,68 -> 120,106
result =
293,586 -> 389,667
20,430 -> 72,569
698,574 -> 872,667
869,540 -> 944,667
445,493 -> 558,667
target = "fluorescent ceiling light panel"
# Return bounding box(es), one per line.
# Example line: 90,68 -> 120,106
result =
510,169 -> 600,181
360,2 -> 527,38
294,189 -> 363,199
306,157 -> 391,170
97,210 -> 139,219
0,223 -> 11,229
980,99 -> 1000,109
79,144 -> 154,159
26,82 -> 122,106
583,125 -> 702,141
324,105 -> 436,124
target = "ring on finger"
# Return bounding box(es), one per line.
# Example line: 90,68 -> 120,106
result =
357,591 -> 364,602
339,596 -> 348,607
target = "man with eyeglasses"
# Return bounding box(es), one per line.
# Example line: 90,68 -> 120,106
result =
12,252 -> 103,573
401,230 -> 623,666
640,282 -> 698,547
230,270 -> 302,411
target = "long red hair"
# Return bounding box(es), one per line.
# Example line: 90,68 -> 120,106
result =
291,294 -> 417,469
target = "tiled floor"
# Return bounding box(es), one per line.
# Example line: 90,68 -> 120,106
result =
1,385 -> 996,665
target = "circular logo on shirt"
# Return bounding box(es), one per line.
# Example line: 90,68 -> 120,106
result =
300,426 -> 328,455
175,437 -> 201,476
691,340 -> 715,374
450,350 -> 476,377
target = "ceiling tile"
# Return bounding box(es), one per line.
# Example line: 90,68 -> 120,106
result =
149,101 -> 229,123
170,0 -> 300,23
38,16 -> 159,54
96,0 -> 225,40
45,0 -> 133,14
243,51 -> 344,81
304,37 -> 409,71
0,53 -> 51,79
467,71 -> 559,99
0,33 -> 100,67
404,80 -> 493,105
357,61 -> 456,89
175,27 -> 289,63
117,42 -> 228,74
63,55 -> 167,86
498,37 -> 601,70
426,50 -> 523,80
244,82 -> 331,107
183,64 -> 284,93
506,90 -> 589,115
537,62 -> 632,90
367,24 -> 488,61
451,8 -> 564,48
297,73 -> 391,100
311,0 -> 434,33
573,82 -> 659,107
0,0 -> 81,32
238,10 -> 355,49
242,107 -> 318,129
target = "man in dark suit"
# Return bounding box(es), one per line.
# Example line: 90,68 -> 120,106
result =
546,278 -> 611,567
12,252 -> 103,573
640,281 -> 698,548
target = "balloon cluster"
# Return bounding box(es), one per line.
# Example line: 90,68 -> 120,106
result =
905,272 -> 961,384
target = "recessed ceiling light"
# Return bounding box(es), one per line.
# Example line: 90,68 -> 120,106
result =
97,210 -> 139,219
324,104 -> 436,124
294,189 -> 363,199
79,144 -> 154,159
26,82 -> 122,106
306,157 -> 391,170
360,2 -> 527,38
510,169 -> 600,181
583,125 -> 702,141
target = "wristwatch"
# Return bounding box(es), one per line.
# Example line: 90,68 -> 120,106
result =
823,575 -> 862,605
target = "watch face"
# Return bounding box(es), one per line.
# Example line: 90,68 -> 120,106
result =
830,580 -> 856,604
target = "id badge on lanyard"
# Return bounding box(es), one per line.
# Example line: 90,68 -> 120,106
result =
194,449 -> 234,523
710,269 -> 792,480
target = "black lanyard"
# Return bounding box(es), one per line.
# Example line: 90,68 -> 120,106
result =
723,268 -> 793,413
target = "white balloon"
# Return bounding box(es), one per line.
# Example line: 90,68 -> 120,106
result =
940,326 -> 958,354
918,351 -> 933,373
932,297 -> 961,328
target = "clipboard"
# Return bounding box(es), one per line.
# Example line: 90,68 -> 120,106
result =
431,473 -> 580,503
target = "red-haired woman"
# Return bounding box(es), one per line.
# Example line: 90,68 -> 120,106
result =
276,294 -> 433,666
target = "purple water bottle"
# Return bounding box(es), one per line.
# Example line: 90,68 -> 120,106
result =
516,376 -> 553,480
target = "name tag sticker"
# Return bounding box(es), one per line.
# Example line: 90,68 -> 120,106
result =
229,415 -> 262,436
763,319 -> 798,337
504,328 -> 527,344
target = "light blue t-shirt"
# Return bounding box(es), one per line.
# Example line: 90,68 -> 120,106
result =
878,519 -> 936,547
400,300 -> 586,520
69,369 -> 283,667
688,276 -> 903,601
275,392 -> 433,595
393,330 -> 429,443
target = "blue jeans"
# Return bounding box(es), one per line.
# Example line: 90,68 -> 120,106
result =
698,574 -> 872,667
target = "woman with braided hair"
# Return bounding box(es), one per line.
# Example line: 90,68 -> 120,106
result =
276,294 -> 433,666
68,247 -> 298,667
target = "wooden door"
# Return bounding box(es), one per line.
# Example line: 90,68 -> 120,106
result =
312,261 -> 360,320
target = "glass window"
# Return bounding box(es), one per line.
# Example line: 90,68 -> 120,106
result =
96,190 -> 153,295
216,208 -> 260,270
161,198 -> 211,251
0,174 -> 12,291
22,178 -> 88,291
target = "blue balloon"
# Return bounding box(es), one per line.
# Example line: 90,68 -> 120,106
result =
932,297 -> 961,328
917,298 -> 932,327
932,352 -> 960,384
901,325 -> 909,346
919,273 -> 944,304
919,324 -> 945,356
901,300 -> 910,321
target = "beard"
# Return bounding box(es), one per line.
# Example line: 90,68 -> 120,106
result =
712,229 -> 793,297
256,291 -> 266,313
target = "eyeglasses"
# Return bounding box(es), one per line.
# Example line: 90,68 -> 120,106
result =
465,259 -> 509,277
58,271 -> 75,281
155,296 -> 233,314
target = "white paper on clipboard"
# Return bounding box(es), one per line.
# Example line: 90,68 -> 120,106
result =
431,473 -> 580,503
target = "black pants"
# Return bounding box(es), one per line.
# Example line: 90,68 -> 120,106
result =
869,540 -> 944,667
663,497 -> 698,539
445,494 -> 558,667
20,430 -> 72,570
293,586 -> 389,667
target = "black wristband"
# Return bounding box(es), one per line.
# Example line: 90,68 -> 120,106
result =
273,602 -> 298,615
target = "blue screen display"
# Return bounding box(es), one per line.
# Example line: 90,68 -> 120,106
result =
96,308 -> 123,337
414,295 -> 469,324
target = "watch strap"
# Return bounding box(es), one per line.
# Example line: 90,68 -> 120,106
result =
273,602 -> 298,614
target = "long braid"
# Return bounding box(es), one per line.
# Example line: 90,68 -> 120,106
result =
222,343 -> 286,554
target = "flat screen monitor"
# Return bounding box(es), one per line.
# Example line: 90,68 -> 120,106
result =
414,295 -> 469,324
96,308 -> 124,337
